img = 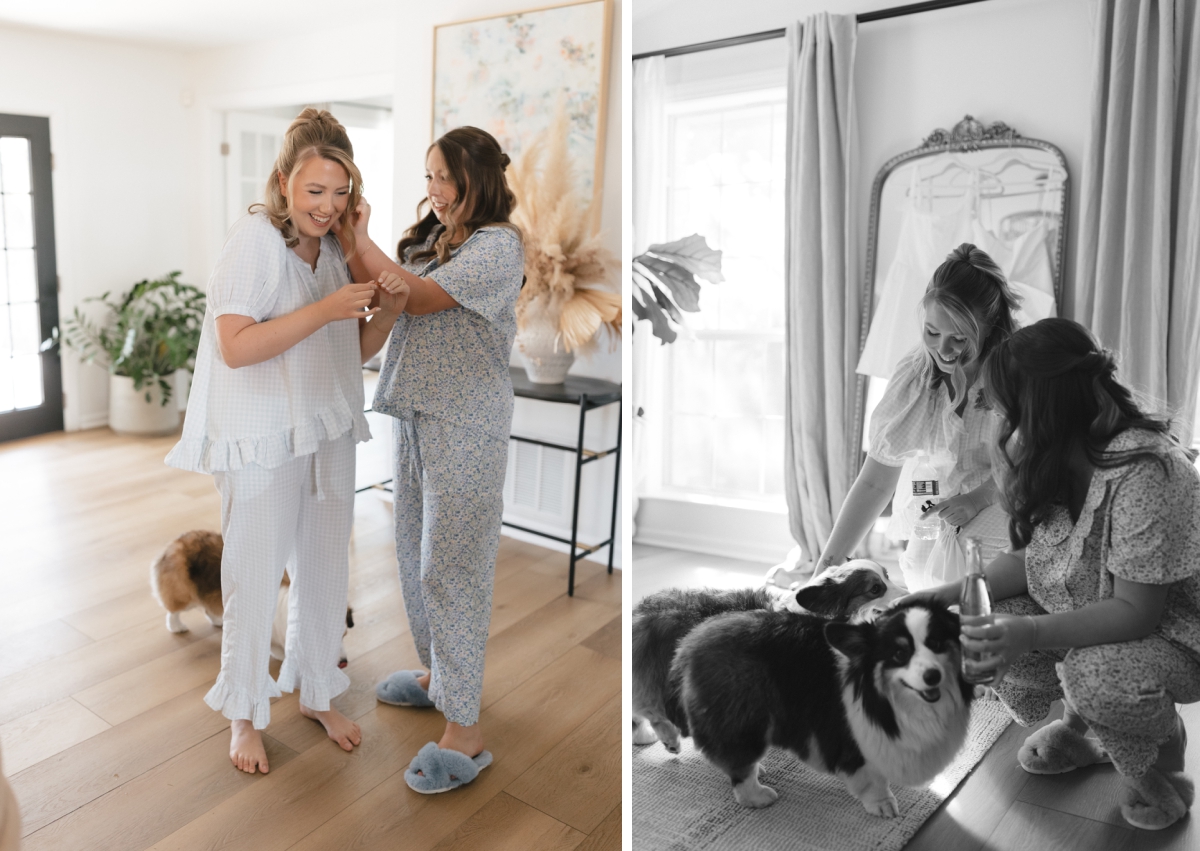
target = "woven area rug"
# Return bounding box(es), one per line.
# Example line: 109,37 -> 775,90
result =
633,699 -> 1012,851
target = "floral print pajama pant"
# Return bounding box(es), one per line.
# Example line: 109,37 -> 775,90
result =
392,414 -> 508,727
992,595 -> 1200,778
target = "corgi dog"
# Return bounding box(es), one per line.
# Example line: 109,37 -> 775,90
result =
632,559 -> 904,753
670,599 -> 973,815
149,530 -> 354,668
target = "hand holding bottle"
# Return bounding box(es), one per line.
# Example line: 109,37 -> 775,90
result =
960,614 -> 1038,685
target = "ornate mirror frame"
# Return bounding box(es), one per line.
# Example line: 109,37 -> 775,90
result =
851,115 -> 1071,459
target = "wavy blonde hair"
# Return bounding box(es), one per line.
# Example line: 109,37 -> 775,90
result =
252,107 -> 362,251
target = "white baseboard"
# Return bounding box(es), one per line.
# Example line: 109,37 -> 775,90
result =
500,522 -> 622,569
78,410 -> 108,430
633,496 -> 794,564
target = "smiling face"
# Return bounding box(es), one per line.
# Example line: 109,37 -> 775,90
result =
279,155 -> 350,242
923,302 -> 976,374
425,144 -> 466,226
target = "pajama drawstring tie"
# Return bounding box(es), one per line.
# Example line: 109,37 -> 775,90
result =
313,448 -> 326,501
397,416 -> 422,484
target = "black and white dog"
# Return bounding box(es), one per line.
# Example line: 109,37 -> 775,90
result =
632,560 -> 903,753
671,599 -> 973,816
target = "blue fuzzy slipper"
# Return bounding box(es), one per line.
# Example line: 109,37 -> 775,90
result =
404,742 -> 493,794
375,670 -> 435,707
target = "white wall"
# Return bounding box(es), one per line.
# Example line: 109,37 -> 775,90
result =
0,24 -> 193,430
632,0 -> 1093,562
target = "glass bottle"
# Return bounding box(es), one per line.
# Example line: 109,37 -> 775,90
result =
960,536 -> 996,685
910,453 -> 942,541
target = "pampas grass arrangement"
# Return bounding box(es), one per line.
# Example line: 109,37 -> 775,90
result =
509,109 -> 619,356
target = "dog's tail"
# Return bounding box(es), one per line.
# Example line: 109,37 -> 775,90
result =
664,656 -> 691,738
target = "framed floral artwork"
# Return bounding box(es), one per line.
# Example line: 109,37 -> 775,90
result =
433,0 -> 613,202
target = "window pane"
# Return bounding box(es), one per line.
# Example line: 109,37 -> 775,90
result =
7,248 -> 36,303
3,193 -> 33,249
669,338 -> 713,415
713,340 -> 764,417
241,131 -> 257,179
712,416 -> 762,493
764,341 -> 785,418
261,135 -> 277,175
0,354 -> 12,411
0,305 -> 9,355
12,352 -> 42,409
0,136 -> 31,194
763,417 -> 785,496
10,302 -> 39,354
668,413 -> 712,490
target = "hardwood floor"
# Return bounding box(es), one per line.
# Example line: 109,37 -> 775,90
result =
633,543 -> 1200,850
0,427 -> 621,851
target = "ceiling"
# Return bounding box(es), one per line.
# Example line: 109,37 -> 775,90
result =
0,0 -> 399,47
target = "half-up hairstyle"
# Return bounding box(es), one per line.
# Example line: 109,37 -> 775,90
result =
397,126 -> 520,266
254,107 -> 363,252
916,243 -> 1021,403
983,317 -> 1184,549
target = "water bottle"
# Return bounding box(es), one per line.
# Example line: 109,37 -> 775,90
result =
960,536 -> 996,685
910,454 -> 942,541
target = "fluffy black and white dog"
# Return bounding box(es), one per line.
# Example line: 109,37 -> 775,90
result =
671,599 -> 973,816
632,559 -> 903,753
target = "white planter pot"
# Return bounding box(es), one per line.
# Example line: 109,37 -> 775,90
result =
109,374 -> 180,436
516,321 -> 574,384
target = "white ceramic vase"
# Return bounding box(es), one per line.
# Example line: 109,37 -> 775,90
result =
109,373 -> 180,436
517,321 -> 574,384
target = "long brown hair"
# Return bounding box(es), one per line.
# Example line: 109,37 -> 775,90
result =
915,243 -> 1021,402
984,317 -> 1185,549
397,126 -> 520,266
253,107 -> 362,252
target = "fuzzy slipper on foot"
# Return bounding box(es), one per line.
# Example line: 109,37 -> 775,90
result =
1018,719 -> 1111,774
375,670 -> 435,707
404,742 -> 492,794
1121,768 -> 1195,830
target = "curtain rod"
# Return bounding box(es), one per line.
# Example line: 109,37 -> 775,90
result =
631,0 -> 992,61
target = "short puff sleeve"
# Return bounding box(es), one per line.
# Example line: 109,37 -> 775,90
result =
867,350 -> 940,467
426,227 -> 524,327
207,213 -> 284,322
1106,451 -> 1200,585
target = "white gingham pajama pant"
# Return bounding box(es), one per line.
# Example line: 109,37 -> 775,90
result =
205,434 -> 355,730
392,414 -> 508,727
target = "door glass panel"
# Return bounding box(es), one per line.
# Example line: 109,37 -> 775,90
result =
1,133 -> 40,413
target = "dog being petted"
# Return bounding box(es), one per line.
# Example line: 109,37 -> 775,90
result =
671,599 -> 973,815
631,559 -> 904,754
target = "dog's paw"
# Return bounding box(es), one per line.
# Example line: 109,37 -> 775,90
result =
863,792 -> 900,818
205,612 -> 223,628
733,780 -> 779,808
633,717 -> 659,746
166,612 -> 188,633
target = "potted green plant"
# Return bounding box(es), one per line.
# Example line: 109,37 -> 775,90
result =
631,234 -> 724,344
61,271 -> 205,435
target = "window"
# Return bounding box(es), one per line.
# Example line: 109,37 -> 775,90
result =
657,81 -> 788,504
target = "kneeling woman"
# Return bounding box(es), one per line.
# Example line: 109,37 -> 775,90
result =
914,318 -> 1200,830
344,127 -> 524,793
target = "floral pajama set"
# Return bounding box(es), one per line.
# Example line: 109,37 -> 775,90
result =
992,429 -> 1200,778
372,225 -> 525,727
166,212 -> 369,728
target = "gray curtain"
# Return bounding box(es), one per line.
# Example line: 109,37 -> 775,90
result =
782,13 -> 859,562
1070,0 -> 1200,435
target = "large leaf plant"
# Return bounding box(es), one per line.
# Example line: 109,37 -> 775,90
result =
60,271 -> 205,406
631,234 -> 724,343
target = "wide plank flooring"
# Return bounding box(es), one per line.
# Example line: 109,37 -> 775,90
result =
0,427 -> 621,851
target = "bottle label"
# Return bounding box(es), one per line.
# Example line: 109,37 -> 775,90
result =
912,480 -> 939,497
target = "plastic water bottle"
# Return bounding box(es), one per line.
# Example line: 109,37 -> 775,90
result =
960,536 -> 996,685
910,454 -> 942,541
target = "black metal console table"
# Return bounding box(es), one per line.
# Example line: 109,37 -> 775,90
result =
507,367 -> 621,597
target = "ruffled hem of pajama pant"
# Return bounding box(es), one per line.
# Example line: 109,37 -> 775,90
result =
204,673 -> 282,730
276,657 -> 352,711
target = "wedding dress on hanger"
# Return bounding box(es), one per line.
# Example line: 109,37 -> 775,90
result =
856,167 -> 1058,380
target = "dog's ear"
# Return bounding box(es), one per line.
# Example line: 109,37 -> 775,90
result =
796,581 -> 852,617
825,620 -> 872,660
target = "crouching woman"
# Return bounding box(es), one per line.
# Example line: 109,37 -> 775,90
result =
912,317 -> 1200,830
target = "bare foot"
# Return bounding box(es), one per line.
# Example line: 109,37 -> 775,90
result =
416,671 -> 431,691
300,704 -> 362,752
230,719 -> 269,774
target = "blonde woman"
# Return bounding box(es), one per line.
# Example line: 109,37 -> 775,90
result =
167,109 -> 408,774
